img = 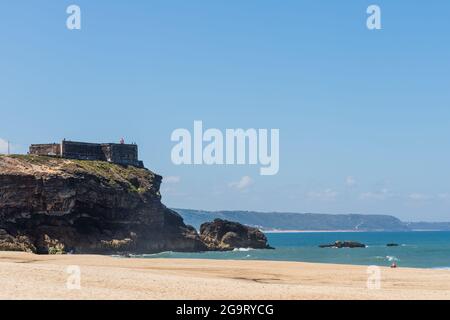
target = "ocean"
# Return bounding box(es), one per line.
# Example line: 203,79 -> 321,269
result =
134,231 -> 450,269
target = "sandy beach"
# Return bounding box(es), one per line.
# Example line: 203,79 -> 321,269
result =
0,251 -> 449,300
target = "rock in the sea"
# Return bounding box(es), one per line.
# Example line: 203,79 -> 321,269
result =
199,219 -> 273,251
0,155 -> 206,254
319,241 -> 366,248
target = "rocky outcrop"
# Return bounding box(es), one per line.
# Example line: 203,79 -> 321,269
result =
386,243 -> 399,247
319,241 -> 366,248
199,219 -> 273,251
0,155 -> 206,254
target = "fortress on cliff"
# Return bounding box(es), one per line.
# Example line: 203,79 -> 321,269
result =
29,140 -> 144,168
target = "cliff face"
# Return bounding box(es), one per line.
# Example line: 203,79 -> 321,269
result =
0,155 -> 206,254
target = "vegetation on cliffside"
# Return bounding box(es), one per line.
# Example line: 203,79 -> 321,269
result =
1,154 -> 157,194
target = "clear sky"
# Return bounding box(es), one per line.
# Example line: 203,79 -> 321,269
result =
1,1 -> 449,221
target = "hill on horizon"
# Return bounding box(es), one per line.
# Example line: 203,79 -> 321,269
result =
174,209 -> 450,232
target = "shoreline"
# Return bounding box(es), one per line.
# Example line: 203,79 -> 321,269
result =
263,229 -> 365,233
1,251 -> 450,300
263,229 -> 450,233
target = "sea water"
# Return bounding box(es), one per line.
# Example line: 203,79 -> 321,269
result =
134,231 -> 450,269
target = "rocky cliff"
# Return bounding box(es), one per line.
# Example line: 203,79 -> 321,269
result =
0,155 -> 206,254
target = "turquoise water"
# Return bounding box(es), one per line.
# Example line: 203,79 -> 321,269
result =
135,232 -> 450,269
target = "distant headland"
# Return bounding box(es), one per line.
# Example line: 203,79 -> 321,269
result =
175,209 -> 450,232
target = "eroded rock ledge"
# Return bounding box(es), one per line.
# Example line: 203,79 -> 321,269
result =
319,241 -> 366,248
200,219 -> 273,251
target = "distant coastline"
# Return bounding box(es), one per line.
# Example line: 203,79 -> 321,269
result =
263,229 -> 450,233
263,229 -> 365,233
175,208 -> 450,232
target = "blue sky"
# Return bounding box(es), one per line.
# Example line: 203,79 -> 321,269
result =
1,1 -> 449,221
